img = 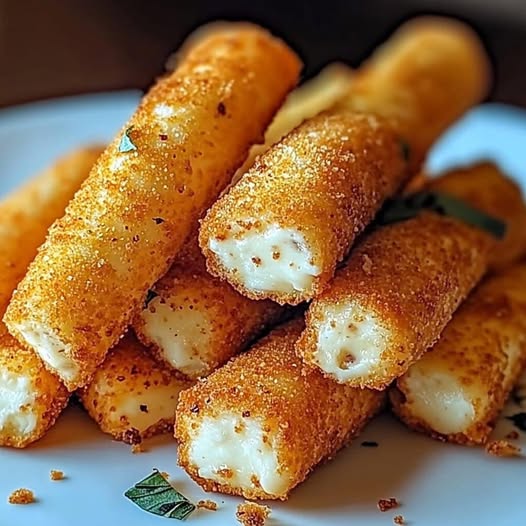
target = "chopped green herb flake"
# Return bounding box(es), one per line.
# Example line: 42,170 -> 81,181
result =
144,289 -> 159,308
507,412 -> 526,432
119,126 -> 137,153
378,191 -> 507,239
125,469 -> 196,520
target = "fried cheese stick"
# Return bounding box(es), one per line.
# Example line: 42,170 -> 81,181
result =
133,233 -> 285,378
391,263 -> 526,445
132,68 -> 350,378
199,17 -> 489,305
175,318 -> 384,500
0,147 -> 102,447
297,163 -> 524,390
5,24 -> 301,390
78,333 -> 192,443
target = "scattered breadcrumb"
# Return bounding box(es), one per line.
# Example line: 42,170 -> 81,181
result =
50,470 -> 64,481
131,443 -> 145,454
505,430 -> 520,440
236,501 -> 270,526
394,515 -> 405,524
197,499 -> 218,511
161,471 -> 170,480
485,440 -> 521,457
8,488 -> 35,505
377,497 -> 399,512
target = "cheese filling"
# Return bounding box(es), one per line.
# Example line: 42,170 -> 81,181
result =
209,224 -> 320,295
17,322 -> 78,383
189,413 -> 289,496
314,302 -> 390,382
140,296 -> 211,377
402,368 -> 475,434
0,371 -> 37,436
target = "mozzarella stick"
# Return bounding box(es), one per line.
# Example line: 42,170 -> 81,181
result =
337,16 -> 490,167
0,146 -> 102,447
175,318 -> 385,500
199,18 -> 489,305
5,24 -> 301,390
78,333 -> 192,443
297,163 -> 523,390
133,234 -> 285,378
132,67 -> 348,378
391,263 -> 526,445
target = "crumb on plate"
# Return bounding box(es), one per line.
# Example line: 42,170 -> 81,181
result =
236,500 -> 270,526
131,443 -> 145,454
160,471 -> 170,480
8,488 -> 35,505
378,497 -> 399,512
485,440 -> 521,457
50,470 -> 64,481
394,515 -> 405,524
505,430 -> 519,440
197,499 -> 218,511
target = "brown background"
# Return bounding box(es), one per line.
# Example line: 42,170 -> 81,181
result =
1,0 -> 526,108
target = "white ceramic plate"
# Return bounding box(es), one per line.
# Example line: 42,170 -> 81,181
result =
0,94 -> 525,526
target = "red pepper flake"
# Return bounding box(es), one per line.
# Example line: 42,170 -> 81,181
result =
217,102 -> 226,115
159,134 -> 168,141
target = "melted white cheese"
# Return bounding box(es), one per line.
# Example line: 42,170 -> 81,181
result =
209,224 -> 320,295
17,322 -> 78,383
402,368 -> 475,434
140,296 -> 211,377
314,302 -> 389,382
0,370 -> 37,435
189,413 -> 290,497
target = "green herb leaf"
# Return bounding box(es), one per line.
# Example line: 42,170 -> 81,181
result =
119,126 -> 137,153
125,470 -> 196,520
144,289 -> 158,308
378,191 -> 507,240
506,412 -> 526,432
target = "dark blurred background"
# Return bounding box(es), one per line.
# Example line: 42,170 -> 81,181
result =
1,0 -> 526,108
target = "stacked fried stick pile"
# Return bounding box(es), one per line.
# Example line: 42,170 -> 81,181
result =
1,16 -> 526,501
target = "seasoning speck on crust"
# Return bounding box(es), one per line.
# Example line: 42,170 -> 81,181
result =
236,501 -> 270,526
8,488 -> 35,504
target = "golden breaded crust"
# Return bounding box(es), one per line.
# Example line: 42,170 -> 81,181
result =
0,328 -> 69,448
5,24 -> 301,389
176,319 -> 385,499
427,162 -> 526,271
199,110 -> 409,304
299,212 -> 493,389
78,333 -> 192,443
134,234 -> 286,377
337,16 -> 490,167
392,263 -> 526,444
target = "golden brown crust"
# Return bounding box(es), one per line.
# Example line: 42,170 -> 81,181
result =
299,212 -> 493,389
5,24 -> 301,390
133,234 -> 286,377
200,111 -> 409,304
427,162 -> 526,271
337,16 -> 490,167
8,488 -> 35,504
175,318 -> 385,499
392,263 -> 526,445
78,333 -> 192,443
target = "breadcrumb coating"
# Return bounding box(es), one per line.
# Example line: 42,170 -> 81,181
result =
298,163 -> 519,390
0,147 -> 101,448
200,17 -> 489,305
8,488 -> 35,504
337,16 -> 490,168
5,23 -> 301,390
134,233 -> 286,378
392,263 -> 526,445
78,333 -> 192,443
236,501 -> 270,526
485,440 -> 522,457
200,111 -> 408,305
175,318 -> 384,500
